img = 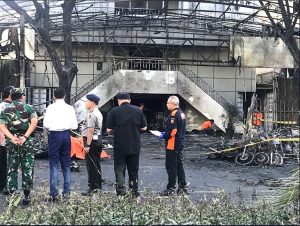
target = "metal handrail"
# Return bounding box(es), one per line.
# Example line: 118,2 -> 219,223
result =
179,65 -> 244,120
70,61 -> 122,105
119,59 -> 178,71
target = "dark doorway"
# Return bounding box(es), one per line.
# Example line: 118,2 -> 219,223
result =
128,45 -> 163,58
109,93 -> 186,131
243,92 -> 255,118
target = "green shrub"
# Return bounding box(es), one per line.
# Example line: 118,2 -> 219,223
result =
0,191 -> 298,225
273,168 -> 300,207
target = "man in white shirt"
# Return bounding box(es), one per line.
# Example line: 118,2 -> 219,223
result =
0,86 -> 13,194
43,88 -> 78,200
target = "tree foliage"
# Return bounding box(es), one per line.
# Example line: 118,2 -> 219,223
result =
4,0 -> 78,103
258,0 -> 299,67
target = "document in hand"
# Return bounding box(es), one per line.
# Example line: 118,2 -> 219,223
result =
149,130 -> 162,137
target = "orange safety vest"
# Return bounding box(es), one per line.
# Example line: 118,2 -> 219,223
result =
167,110 -> 178,151
253,112 -> 263,126
202,121 -> 212,129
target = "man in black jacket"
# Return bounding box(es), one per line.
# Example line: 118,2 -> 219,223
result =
107,92 -> 147,197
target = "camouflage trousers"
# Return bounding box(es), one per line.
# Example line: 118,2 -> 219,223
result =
6,138 -> 34,192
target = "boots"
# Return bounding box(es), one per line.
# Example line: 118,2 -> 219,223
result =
116,185 -> 127,196
159,188 -> 176,196
22,190 -> 31,205
129,181 -> 140,197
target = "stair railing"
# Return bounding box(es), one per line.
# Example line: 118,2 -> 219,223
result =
70,61 -> 122,105
179,65 -> 244,120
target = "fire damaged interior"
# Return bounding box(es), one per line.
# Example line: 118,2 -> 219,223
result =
106,93 -> 188,131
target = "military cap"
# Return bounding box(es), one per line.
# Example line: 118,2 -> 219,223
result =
116,92 -> 130,100
86,94 -> 100,103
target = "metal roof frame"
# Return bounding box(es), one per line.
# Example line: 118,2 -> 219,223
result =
0,0 -> 298,41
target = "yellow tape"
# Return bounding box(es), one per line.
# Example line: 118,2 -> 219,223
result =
277,137 -> 300,142
244,138 -> 275,147
204,146 -> 241,155
203,136 -> 300,156
204,138 -> 275,156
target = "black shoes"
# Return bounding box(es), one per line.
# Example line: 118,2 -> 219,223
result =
71,161 -> 80,172
116,190 -> 140,197
46,195 -> 59,202
160,186 -> 189,196
116,190 -> 127,197
177,187 -> 189,195
46,193 -> 70,202
62,192 -> 71,200
132,191 -> 140,198
3,189 -> 31,205
81,188 -> 100,196
22,196 -> 31,205
129,190 -> 140,198
2,189 -> 19,195
116,185 -> 127,197
81,189 -> 93,196
159,188 -> 176,196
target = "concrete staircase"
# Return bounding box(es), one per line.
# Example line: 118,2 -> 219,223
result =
71,60 -> 243,132
178,65 -> 244,120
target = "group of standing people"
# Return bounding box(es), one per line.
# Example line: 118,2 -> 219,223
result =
0,87 -> 189,205
0,87 -> 38,205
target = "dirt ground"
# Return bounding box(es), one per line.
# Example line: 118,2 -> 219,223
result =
0,133 -> 298,211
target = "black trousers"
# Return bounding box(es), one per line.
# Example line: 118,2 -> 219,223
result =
85,139 -> 102,190
114,152 -> 139,194
0,146 -> 7,190
165,149 -> 187,190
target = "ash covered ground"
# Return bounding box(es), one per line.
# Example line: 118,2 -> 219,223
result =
0,132 -> 298,210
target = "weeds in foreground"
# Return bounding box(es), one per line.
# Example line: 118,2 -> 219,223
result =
0,190 -> 299,225
273,168 -> 299,207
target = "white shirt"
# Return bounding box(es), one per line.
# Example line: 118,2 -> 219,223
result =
0,100 -> 11,146
43,99 -> 78,131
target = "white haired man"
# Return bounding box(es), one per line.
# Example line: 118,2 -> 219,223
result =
159,96 -> 188,195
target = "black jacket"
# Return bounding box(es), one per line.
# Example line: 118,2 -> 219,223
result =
106,102 -> 147,155
164,108 -> 186,151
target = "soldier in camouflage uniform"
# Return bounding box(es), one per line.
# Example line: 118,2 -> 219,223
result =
0,88 -> 38,205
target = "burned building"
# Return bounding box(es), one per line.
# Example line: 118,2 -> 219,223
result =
0,1 -> 299,132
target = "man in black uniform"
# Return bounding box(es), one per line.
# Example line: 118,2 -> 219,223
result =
106,92 -> 147,197
160,95 -> 188,196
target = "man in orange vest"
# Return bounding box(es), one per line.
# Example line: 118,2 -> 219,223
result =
201,119 -> 214,130
200,119 -> 215,135
159,96 -> 188,196
253,110 -> 263,131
